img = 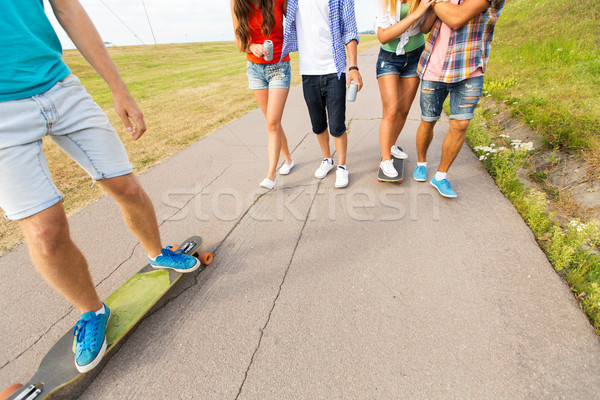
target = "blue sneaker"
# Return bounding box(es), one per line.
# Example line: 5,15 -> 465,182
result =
73,303 -> 111,373
149,246 -> 200,273
413,165 -> 427,182
430,177 -> 458,198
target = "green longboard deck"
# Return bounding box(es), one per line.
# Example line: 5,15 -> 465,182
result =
9,236 -> 206,400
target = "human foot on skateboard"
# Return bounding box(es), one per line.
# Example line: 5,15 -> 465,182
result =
73,303 -> 111,373
149,246 -> 200,273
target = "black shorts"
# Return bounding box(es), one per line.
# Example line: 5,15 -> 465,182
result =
301,73 -> 347,137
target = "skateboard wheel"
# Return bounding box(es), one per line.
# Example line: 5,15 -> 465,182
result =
197,251 -> 213,265
170,245 -> 179,252
0,383 -> 23,400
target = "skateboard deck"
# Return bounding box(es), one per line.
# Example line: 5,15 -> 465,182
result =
7,236 -> 212,400
377,153 -> 405,183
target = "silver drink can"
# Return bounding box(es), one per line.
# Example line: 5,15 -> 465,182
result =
347,81 -> 358,102
263,40 -> 273,62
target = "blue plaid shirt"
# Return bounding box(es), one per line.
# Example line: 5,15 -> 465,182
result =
281,0 -> 359,78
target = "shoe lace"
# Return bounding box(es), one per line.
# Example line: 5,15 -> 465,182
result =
162,246 -> 185,264
73,316 -> 99,349
441,179 -> 452,190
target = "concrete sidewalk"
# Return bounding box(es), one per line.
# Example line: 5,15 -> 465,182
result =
1,46 -> 599,399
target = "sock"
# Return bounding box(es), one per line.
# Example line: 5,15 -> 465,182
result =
325,158 -> 333,164
149,254 -> 158,261
338,165 -> 347,170
95,304 -> 105,316
435,171 -> 447,181
417,162 -> 427,167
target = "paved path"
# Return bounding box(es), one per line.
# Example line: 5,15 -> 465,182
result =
1,46 -> 599,399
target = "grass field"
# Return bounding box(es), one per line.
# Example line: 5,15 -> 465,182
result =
0,35 -> 379,255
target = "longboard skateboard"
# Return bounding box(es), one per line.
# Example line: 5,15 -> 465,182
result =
6,236 -> 212,400
377,151 -> 405,184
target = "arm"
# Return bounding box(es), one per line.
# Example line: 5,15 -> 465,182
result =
377,0 -> 435,44
345,40 -> 363,91
230,0 -> 267,58
420,8 -> 439,34
49,0 -> 146,140
431,0 -> 491,30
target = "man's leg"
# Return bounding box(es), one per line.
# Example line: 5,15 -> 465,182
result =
333,133 -> 347,166
438,119 -> 471,172
19,203 -> 102,314
316,129 -> 332,159
416,120 -> 436,163
97,173 -> 162,258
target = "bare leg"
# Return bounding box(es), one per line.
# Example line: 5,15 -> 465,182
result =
19,203 -> 102,314
316,128 -> 332,159
378,76 -> 420,161
333,132 -> 348,166
97,174 -> 162,258
253,88 -> 291,181
438,119 -> 470,173
416,120 -> 437,163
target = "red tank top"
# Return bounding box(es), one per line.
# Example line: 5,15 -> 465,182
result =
246,0 -> 290,64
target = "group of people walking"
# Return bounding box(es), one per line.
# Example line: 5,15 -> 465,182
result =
233,0 -> 504,199
0,0 -> 503,375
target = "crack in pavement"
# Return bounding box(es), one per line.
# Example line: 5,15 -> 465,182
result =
234,173 -> 324,400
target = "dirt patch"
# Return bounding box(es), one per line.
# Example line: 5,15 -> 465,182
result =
481,98 -> 600,224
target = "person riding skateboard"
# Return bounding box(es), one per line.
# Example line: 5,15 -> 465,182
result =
0,0 -> 199,373
281,0 -> 363,188
412,0 -> 505,197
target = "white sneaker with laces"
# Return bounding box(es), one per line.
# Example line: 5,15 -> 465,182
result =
391,145 -> 408,160
314,159 -> 334,179
279,160 -> 294,175
335,167 -> 349,188
380,160 -> 398,178
259,178 -> 275,189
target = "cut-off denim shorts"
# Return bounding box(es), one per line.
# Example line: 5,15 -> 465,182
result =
376,46 -> 424,79
420,75 -> 485,121
247,60 -> 291,90
0,74 -> 132,220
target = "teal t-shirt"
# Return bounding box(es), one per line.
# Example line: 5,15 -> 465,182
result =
0,0 -> 71,101
381,3 -> 425,54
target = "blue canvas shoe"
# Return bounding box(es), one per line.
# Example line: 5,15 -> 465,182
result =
73,303 -> 111,373
149,246 -> 200,273
430,177 -> 458,198
413,165 -> 427,182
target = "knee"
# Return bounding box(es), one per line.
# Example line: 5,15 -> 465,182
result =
382,107 -> 400,123
26,219 -> 69,256
118,179 -> 145,204
266,119 -> 281,134
450,120 -> 471,135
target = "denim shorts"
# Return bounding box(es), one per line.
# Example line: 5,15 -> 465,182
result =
247,61 -> 291,90
0,74 -> 132,220
420,75 -> 484,122
301,73 -> 346,137
376,46 -> 424,79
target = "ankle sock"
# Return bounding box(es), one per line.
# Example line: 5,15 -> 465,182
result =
417,162 -> 427,167
338,165 -> 347,170
95,304 -> 105,316
325,158 -> 333,164
435,171 -> 447,181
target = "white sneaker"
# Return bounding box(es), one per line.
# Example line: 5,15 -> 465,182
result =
259,178 -> 275,189
391,145 -> 408,160
314,159 -> 334,179
335,167 -> 349,188
379,160 -> 398,178
279,160 -> 294,175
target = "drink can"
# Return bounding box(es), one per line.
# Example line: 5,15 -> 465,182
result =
347,81 -> 358,102
263,40 -> 273,62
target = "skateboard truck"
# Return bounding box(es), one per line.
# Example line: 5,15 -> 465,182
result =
11,383 -> 43,400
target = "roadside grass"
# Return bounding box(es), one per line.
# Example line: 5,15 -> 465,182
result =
484,0 -> 600,160
467,107 -> 600,333
0,35 -> 379,255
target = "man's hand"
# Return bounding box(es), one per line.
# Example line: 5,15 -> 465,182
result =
348,69 -> 363,92
113,90 -> 146,140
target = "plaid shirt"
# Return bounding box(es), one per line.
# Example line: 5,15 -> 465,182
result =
281,0 -> 359,78
417,0 -> 505,83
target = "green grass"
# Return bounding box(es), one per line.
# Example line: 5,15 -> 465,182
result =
484,0 -> 600,153
0,35 -> 379,255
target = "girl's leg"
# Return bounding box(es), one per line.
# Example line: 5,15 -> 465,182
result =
253,88 -> 290,181
393,76 -> 421,141
378,75 -> 401,161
